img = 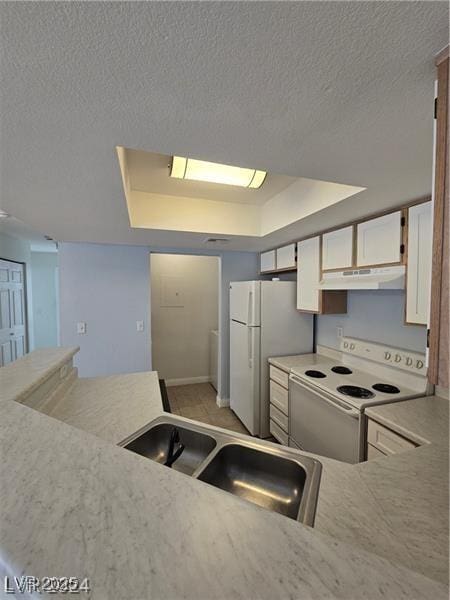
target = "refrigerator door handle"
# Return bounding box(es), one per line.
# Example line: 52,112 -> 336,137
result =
248,290 -> 253,325
248,327 -> 253,369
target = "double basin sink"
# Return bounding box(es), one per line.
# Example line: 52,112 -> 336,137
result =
120,415 -> 322,527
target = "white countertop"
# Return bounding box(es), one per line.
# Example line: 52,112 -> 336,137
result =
48,371 -> 163,444
0,399 -> 446,600
0,346 -> 79,403
0,349 -> 448,598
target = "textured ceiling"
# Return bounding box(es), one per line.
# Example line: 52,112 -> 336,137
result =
0,2 -> 447,251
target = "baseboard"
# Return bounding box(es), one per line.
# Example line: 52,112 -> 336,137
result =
216,395 -> 230,408
165,376 -> 211,387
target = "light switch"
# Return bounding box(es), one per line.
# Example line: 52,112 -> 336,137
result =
77,322 -> 86,334
337,327 -> 344,338
136,320 -> 144,332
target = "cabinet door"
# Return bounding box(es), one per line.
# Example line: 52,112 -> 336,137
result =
297,237 -> 320,312
367,419 -> 416,455
276,244 -> 296,270
322,226 -> 354,270
357,211 -> 402,266
406,201 -> 432,324
260,250 -> 276,272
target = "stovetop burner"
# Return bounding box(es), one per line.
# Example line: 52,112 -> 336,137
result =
372,383 -> 400,394
305,370 -> 327,378
331,366 -> 353,375
337,385 -> 375,399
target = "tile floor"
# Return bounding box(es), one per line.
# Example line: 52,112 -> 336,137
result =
167,382 -> 249,435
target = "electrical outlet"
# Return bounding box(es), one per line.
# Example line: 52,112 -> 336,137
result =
77,322 -> 86,334
136,320 -> 144,332
337,327 -> 344,338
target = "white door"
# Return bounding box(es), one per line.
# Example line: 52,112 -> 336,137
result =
0,259 -> 27,367
322,226 -> 353,270
406,201 -> 432,324
297,237 -> 320,312
357,211 -> 402,266
230,320 -> 260,435
229,281 -> 260,326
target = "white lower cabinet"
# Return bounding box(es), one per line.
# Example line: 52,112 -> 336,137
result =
366,418 -> 417,458
269,364 -> 289,445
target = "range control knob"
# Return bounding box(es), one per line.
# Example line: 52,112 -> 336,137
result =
416,360 -> 424,370
384,352 -> 391,361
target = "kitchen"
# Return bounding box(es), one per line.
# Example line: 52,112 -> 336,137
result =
0,2 -> 449,599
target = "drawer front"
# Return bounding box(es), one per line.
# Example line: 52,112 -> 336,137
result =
367,419 -> 416,455
270,403 -> 289,432
270,419 -> 289,445
270,379 -> 289,415
269,365 -> 289,389
367,443 -> 386,460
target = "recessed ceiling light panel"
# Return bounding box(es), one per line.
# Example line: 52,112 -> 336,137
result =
170,156 -> 266,189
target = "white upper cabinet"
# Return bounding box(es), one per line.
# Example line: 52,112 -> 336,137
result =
260,250 -> 276,272
322,226 -> 354,270
276,244 -> 296,270
297,237 -> 320,312
357,211 -> 402,267
406,201 -> 432,325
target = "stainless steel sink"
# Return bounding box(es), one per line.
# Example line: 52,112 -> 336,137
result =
120,415 -> 322,526
196,443 -> 308,520
123,422 -> 216,475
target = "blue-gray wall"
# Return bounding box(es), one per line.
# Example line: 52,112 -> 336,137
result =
59,242 -> 259,399
59,243 -> 152,377
316,290 -> 427,353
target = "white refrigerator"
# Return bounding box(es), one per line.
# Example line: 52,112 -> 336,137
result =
229,280 -> 313,437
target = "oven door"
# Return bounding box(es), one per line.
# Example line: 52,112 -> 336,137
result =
289,374 -> 362,463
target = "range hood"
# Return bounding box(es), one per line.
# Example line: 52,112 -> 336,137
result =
319,265 -> 406,290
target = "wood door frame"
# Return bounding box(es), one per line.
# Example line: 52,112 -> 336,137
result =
428,51 -> 449,385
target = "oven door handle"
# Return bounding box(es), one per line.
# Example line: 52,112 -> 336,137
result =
289,374 -> 360,417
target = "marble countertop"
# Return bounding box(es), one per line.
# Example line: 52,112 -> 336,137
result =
0,346 -> 79,403
0,399 -> 447,600
268,352 -> 318,372
47,371 -> 163,444
313,398 -> 448,584
365,394 -> 449,446
1,349 -> 448,598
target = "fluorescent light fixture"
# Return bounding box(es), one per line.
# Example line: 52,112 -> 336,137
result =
170,156 -> 266,189
0,209 -> 10,219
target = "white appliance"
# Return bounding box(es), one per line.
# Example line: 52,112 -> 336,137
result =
319,265 -> 405,290
210,329 -> 219,392
229,280 -> 313,437
289,337 -> 430,463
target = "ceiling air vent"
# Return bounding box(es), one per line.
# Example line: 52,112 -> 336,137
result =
204,237 -> 230,245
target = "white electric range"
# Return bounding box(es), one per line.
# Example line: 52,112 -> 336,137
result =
289,337 -> 431,463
